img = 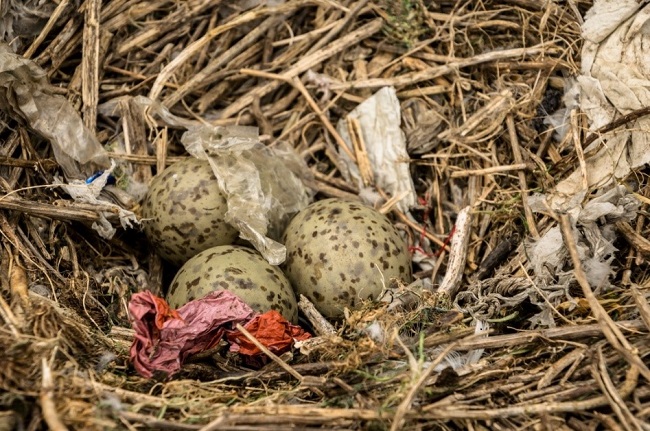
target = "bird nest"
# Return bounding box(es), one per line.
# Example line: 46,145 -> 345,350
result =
1,0 -> 649,430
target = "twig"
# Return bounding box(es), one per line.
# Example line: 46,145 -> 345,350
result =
234,323 -> 303,383
392,209 -> 446,249
437,206 -> 473,298
593,347 -> 642,431
23,0 -> 71,59
162,14 -> 284,107
449,162 -> 531,178
615,221 -> 650,258
329,43 -> 556,90
149,4 -> 299,101
196,415 -> 228,431
218,19 -> 383,119
559,213 -> 650,382
507,114 -> 539,239
305,0 -> 369,54
630,284 -> 650,332
81,0 -> 101,133
346,117 -> 373,184
0,196 -> 102,223
571,109 -> 589,192
537,347 -> 586,390
421,366 -> 639,419
291,76 -> 357,162
583,105 -> 650,149
41,358 -> 69,431
298,294 -> 336,336
390,341 -> 460,431
450,320 -> 646,351
120,411 -> 201,430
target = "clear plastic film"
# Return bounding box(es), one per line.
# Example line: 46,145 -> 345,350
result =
181,124 -> 312,265
0,42 -> 109,179
99,95 -> 313,264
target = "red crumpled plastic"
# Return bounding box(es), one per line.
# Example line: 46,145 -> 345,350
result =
128,290 -> 312,378
129,290 -> 255,378
226,310 -> 312,367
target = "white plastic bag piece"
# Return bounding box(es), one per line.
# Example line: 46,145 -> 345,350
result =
551,1 -> 650,210
336,86 -> 417,212
55,161 -> 138,239
528,186 -> 639,286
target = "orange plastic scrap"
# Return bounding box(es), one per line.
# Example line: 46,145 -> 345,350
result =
227,310 -> 312,363
129,290 -> 256,378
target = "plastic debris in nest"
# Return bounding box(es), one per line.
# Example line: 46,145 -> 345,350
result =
549,0 -> 650,208
455,0 -> 650,327
454,184 -> 640,329
54,161 -> 138,239
336,86 -> 417,213
529,185 -> 639,289
99,96 -> 313,265
0,42 -> 110,179
182,125 -> 312,264
128,290 -> 311,379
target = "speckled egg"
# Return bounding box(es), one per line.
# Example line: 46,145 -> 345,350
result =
282,198 -> 412,319
141,158 -> 239,266
167,245 -> 298,323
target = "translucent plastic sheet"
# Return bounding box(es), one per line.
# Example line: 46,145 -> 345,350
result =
182,125 -> 312,265
528,185 -> 639,291
99,95 -> 313,265
0,42 -> 109,179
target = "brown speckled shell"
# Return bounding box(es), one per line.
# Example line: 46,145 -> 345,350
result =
141,158 -> 238,266
282,198 -> 412,319
167,245 -> 298,323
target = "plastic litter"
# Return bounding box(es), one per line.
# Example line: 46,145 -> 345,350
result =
181,125 -> 312,264
54,161 -> 138,239
336,86 -> 417,212
85,170 -> 116,186
128,290 -> 310,379
0,42 -> 109,179
549,0 -> 650,210
226,310 -> 311,368
528,185 -> 639,298
99,95 -> 313,265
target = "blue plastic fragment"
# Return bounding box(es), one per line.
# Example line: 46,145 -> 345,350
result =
86,170 -> 116,185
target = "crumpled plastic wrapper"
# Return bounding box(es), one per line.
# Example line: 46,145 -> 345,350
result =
550,0 -> 650,209
226,310 -> 312,368
129,290 -> 310,379
528,185 -> 639,290
336,86 -> 417,212
0,42 -> 109,179
55,161 -> 138,239
129,290 -> 254,378
182,125 -> 312,264
99,95 -> 313,265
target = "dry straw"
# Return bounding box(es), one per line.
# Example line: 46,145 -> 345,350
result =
0,0 -> 649,430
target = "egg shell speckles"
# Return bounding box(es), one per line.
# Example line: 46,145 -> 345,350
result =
282,198 -> 412,319
141,158 -> 239,267
167,245 -> 298,323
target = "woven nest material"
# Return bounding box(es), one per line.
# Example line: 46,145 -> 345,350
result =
1,1 -> 649,430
